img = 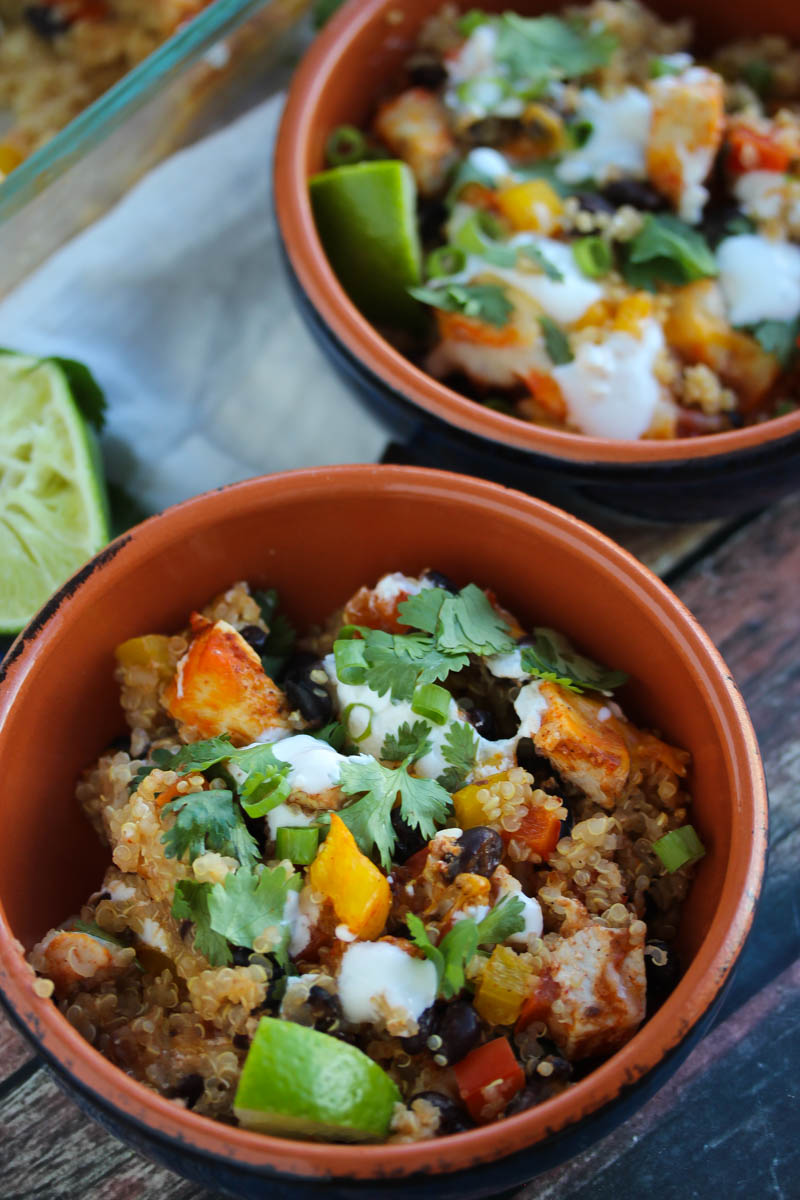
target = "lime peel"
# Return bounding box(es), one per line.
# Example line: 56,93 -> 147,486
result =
0,351 -> 110,634
234,1017 -> 401,1141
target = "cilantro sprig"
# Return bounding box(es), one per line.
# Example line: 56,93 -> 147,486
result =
437,721 -> 478,791
521,628 -> 627,694
146,736 -> 292,817
398,584 -> 515,657
408,282 -> 513,327
406,896 -> 526,999
381,720 -> 433,764
172,864 -> 301,968
621,215 -> 717,291
160,789 -> 260,866
339,757 -> 452,869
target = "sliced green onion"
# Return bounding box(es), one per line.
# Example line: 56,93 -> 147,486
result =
653,825 -> 706,873
343,702 -> 373,742
572,235 -> 613,279
325,125 -> 368,167
427,245 -> 467,278
411,683 -> 451,726
538,315 -> 574,365
241,770 -> 291,818
334,637 -> 367,684
275,826 -> 320,865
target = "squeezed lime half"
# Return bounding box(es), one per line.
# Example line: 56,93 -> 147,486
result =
234,1016 -> 401,1141
310,159 -> 424,330
0,351 -> 110,634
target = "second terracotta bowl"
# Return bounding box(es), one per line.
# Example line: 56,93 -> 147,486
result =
274,0 -> 800,522
0,467 -> 766,1197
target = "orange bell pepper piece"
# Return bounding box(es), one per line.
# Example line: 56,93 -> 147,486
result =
308,814 -> 391,940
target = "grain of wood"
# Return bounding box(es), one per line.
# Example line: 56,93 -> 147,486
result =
0,1009 -> 34,1083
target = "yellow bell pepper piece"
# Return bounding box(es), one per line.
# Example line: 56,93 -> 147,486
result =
308,813 -> 391,940
0,143 -> 23,177
613,292 -> 654,336
115,634 -> 174,675
474,944 -> 532,1026
453,771 -> 511,829
495,180 -> 562,232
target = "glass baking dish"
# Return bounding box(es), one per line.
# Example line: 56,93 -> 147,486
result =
0,0 -> 310,298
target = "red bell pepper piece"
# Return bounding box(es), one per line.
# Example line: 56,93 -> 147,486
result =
452,1037 -> 525,1123
727,126 -> 790,174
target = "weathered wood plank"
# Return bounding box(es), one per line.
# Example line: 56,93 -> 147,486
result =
0,1065 -> 208,1198
0,1009 -> 34,1084
597,515 -> 725,578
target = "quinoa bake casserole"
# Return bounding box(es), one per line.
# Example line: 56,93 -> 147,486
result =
311,0 -> 800,439
27,568 -> 705,1142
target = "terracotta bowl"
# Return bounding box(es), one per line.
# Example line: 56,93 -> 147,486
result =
274,0 -> 800,522
0,467 -> 766,1198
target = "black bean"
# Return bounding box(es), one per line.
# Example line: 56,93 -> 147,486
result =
423,569 -> 459,593
408,58 -> 448,90
240,623 -> 268,652
179,919 -> 193,940
231,945 -> 252,967
464,116 -> 521,145
232,1033 -> 250,1051
447,827 -> 503,880
505,1081 -> 549,1115
24,4 -> 71,37
418,200 -> 448,245
170,1073 -> 204,1109
602,179 -> 667,212
463,706 -> 496,740
401,1005 -> 437,1055
644,939 -> 682,1014
411,1091 -> 472,1134
573,190 -> 615,215
436,1001 -> 482,1065
392,808 -> 428,863
307,986 -> 344,1035
283,653 -> 333,727
700,204 -> 752,248
108,733 -> 131,754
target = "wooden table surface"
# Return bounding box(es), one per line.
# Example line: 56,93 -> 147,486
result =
1,491 -> 798,1199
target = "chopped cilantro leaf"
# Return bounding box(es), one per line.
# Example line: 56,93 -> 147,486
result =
339,758 -> 451,869
172,879 -> 231,966
381,720 -> 433,764
160,789 -> 260,866
539,315 -> 574,365
520,243 -> 564,281
343,627 -> 468,704
406,895 -> 526,999
313,721 -> 349,751
521,628 -> 627,694
746,318 -> 800,367
621,215 -> 717,290
408,283 -> 513,328
437,721 -> 478,791
399,584 -> 514,657
172,865 -> 301,969
494,13 -> 617,90
253,588 -> 297,679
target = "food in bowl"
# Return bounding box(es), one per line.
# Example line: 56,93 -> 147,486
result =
0,0 -> 213,177
27,568 -> 704,1142
310,0 -> 800,440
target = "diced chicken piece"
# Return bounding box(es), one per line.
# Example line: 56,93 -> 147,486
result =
343,571 -> 429,633
163,617 -> 290,745
373,87 -> 457,196
666,280 -> 780,407
543,918 -> 646,1059
29,929 -> 135,998
647,67 -> 724,223
533,682 -> 631,808
427,284 -> 552,391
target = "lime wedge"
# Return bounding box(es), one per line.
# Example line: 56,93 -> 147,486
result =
310,160 -> 424,330
234,1017 -> 401,1141
0,351 -> 110,634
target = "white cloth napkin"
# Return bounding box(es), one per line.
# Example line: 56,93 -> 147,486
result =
0,94 -> 387,514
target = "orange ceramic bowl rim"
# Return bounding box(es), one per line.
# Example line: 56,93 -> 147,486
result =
0,466 -> 767,1181
274,0 -> 800,468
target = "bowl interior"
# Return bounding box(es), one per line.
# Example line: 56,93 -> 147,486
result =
276,0 -> 800,467
0,468 -> 764,1175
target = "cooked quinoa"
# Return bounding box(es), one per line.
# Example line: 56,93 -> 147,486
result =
0,0 -> 213,175
28,570 -> 702,1141
318,0 -> 800,437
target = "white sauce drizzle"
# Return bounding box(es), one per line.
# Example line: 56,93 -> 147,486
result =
556,87 -> 652,186
717,234 -> 800,326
